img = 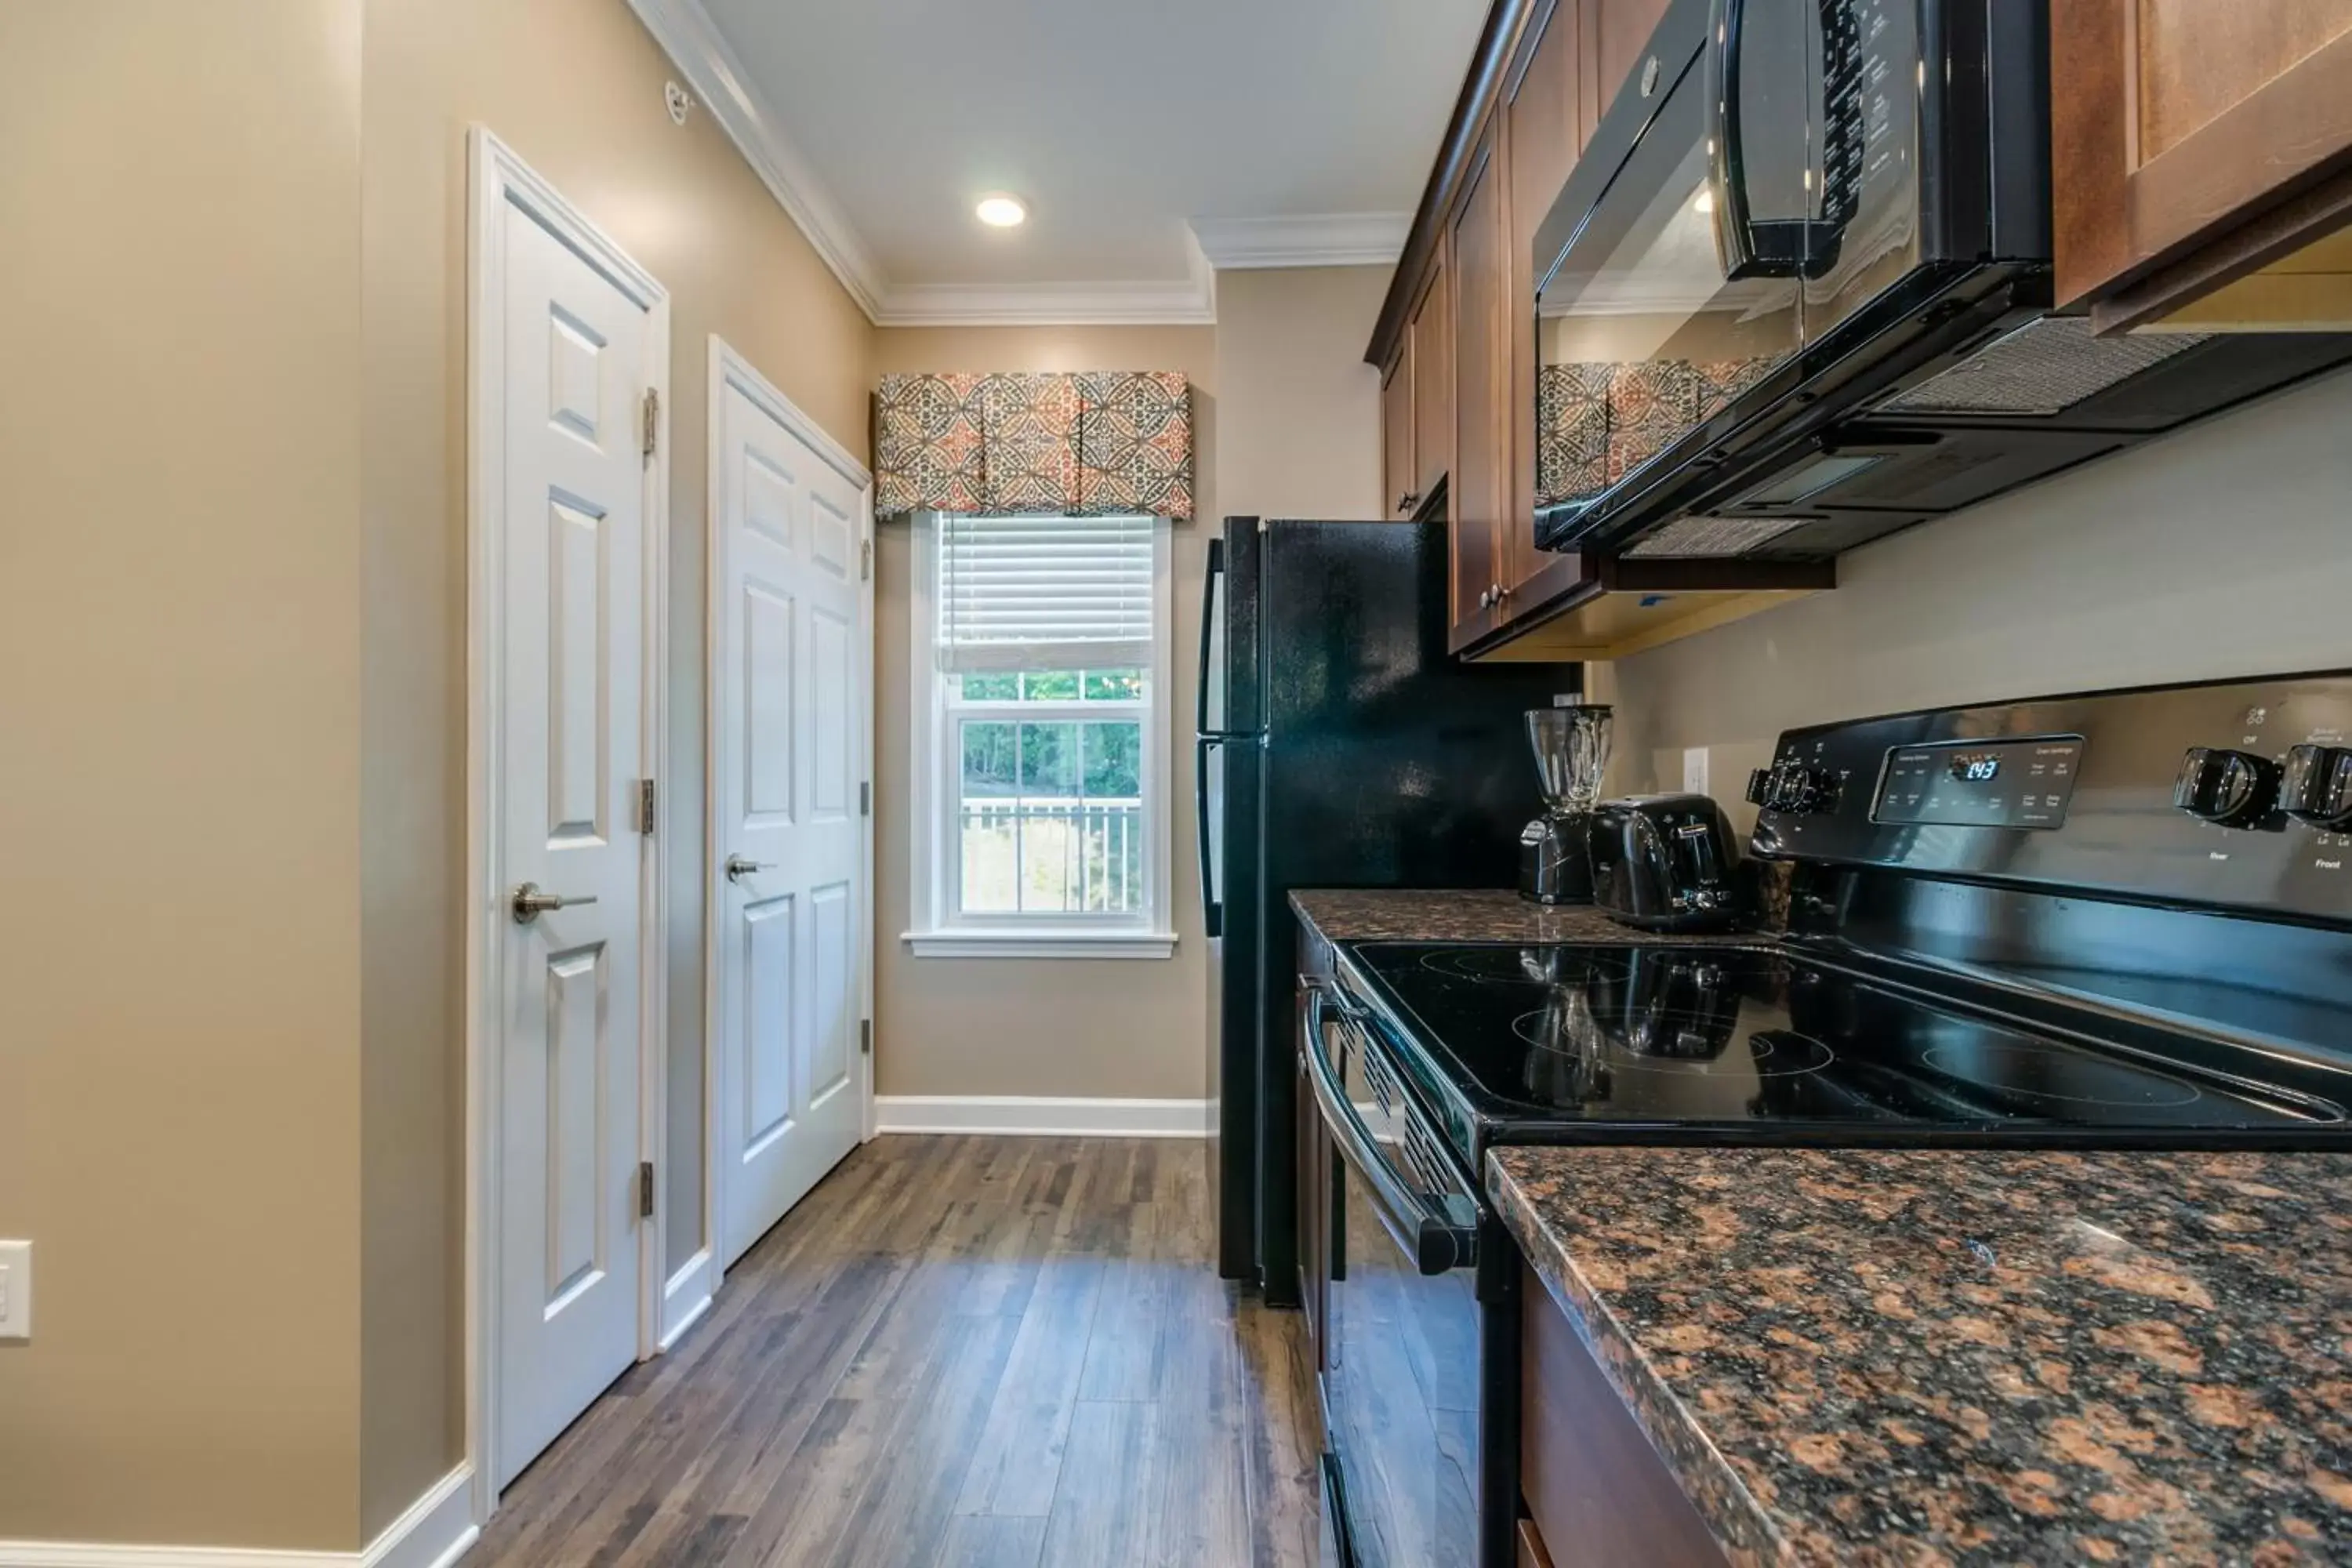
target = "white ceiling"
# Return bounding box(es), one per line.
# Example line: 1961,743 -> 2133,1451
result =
686,0 -> 1487,309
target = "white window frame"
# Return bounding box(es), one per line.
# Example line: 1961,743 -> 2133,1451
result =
905,512 -> 1178,960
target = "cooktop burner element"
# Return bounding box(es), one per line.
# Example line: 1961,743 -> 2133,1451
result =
1917,1042 -> 2205,1110
1340,941 -> 2347,1163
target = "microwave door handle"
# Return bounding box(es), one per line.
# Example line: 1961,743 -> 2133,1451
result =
1301,984 -> 1477,1276
1708,0 -> 1861,282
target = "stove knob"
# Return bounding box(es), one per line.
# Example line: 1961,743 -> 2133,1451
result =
2281,743 -> 2352,828
2172,746 -> 2278,828
1766,764 -> 1836,815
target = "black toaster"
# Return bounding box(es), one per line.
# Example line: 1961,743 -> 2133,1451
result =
1588,793 -> 1744,934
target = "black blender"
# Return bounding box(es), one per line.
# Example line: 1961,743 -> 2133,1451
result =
1518,701 -> 1612,903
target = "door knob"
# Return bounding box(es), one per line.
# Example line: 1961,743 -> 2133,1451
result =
511,882 -> 598,924
724,855 -> 773,883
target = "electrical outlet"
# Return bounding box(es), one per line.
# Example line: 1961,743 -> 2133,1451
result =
1682,746 -> 1710,796
0,1240 -> 29,1341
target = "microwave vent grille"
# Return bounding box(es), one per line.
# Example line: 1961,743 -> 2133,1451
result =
1877,318 -> 2211,417
1626,515 -> 1813,557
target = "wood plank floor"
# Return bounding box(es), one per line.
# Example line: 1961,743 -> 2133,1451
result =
473,1135 -> 1333,1568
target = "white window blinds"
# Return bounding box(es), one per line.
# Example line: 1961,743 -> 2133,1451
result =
935,514 -> 1157,673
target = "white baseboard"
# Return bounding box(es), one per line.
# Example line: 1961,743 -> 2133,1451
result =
659,1247 -> 716,1352
874,1095 -> 1210,1138
0,1464 -> 477,1568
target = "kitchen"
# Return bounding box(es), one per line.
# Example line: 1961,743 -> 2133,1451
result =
9,2 -> 2352,1564
1210,0 -> 2352,1563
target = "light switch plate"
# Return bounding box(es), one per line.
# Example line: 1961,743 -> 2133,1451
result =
0,1240 -> 31,1341
1682,746 -> 1710,796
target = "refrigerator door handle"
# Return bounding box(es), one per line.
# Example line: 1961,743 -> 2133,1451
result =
1197,535 -> 1224,738
1196,734 -> 1225,938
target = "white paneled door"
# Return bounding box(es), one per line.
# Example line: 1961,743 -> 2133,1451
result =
711,345 -> 872,1268
483,145 -> 665,1491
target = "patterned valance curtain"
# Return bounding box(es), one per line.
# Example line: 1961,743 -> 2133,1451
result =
874,371 -> 1194,521
1535,358 -> 1774,510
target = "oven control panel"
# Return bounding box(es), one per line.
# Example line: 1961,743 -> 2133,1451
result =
1751,672 -> 2352,923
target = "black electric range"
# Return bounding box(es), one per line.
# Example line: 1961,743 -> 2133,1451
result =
1333,938 -> 2352,1170
1307,671 -> 2352,1568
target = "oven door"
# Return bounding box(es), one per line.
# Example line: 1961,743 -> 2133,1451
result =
1304,982 -> 1505,1568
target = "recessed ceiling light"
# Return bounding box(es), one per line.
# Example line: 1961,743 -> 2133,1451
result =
975,194 -> 1028,229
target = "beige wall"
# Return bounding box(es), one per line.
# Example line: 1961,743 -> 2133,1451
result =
358,0 -> 873,1533
1215,268 -> 1388,522
1601,367 -> 2352,828
1,0 -> 872,1550
0,1 -> 368,1547
867,271 -> 1384,1102
871,327 -> 1218,1099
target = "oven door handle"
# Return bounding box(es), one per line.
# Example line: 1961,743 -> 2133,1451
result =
1302,983 -> 1477,1276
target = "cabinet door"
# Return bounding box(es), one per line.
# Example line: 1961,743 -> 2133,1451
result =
1411,248 -> 1454,503
1382,347 -> 1417,519
1505,0 -> 1586,601
1450,129 -> 1508,639
2055,0 -> 2352,327
1582,0 -> 1671,147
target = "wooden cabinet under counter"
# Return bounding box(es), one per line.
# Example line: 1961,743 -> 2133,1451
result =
2056,0 -> 2352,332
1521,1252 -> 1728,1566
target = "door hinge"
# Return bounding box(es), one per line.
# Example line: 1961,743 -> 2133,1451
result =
637,1160 -> 655,1219
861,538 -> 873,580
637,778 -> 657,835
641,387 -> 659,460
860,1018 -> 872,1056
859,780 -> 871,817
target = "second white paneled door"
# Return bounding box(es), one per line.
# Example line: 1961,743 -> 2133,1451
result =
709,342 -> 873,1268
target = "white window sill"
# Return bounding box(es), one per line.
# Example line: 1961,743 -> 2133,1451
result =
902,929 -> 1179,960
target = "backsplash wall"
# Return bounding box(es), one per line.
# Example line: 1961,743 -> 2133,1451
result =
1596,365 -> 2352,832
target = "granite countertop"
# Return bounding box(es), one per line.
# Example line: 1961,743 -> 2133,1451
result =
1488,1145 -> 2352,1566
1289,886 -> 1760,946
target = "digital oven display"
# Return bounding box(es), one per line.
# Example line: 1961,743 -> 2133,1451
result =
1872,738 -> 2085,829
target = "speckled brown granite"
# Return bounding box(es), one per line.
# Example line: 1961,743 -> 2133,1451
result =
1487,1145 -> 2352,1566
1288,887 -> 1751,945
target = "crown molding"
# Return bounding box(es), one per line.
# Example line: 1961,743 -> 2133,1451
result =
1189,212 -> 1410,270
873,234 -> 1216,327
623,0 -> 884,317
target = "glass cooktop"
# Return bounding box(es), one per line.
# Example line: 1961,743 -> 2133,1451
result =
1341,942 -> 2350,1161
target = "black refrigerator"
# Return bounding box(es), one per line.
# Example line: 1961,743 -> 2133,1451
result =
1198,517 -> 1578,1305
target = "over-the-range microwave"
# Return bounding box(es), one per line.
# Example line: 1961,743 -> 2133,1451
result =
1530,0 -> 2352,561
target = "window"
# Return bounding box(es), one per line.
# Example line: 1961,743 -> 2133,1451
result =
907,514 -> 1175,957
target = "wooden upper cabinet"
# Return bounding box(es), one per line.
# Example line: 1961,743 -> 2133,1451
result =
1582,0 -> 1671,146
2056,0 -> 2352,330
1450,129 -> 1509,641
1381,346 -> 1416,519
1411,247 -> 1454,505
1505,0 -> 1585,601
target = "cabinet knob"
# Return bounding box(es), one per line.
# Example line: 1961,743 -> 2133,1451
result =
1477,587 -> 1493,609
1396,491 -> 1420,517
